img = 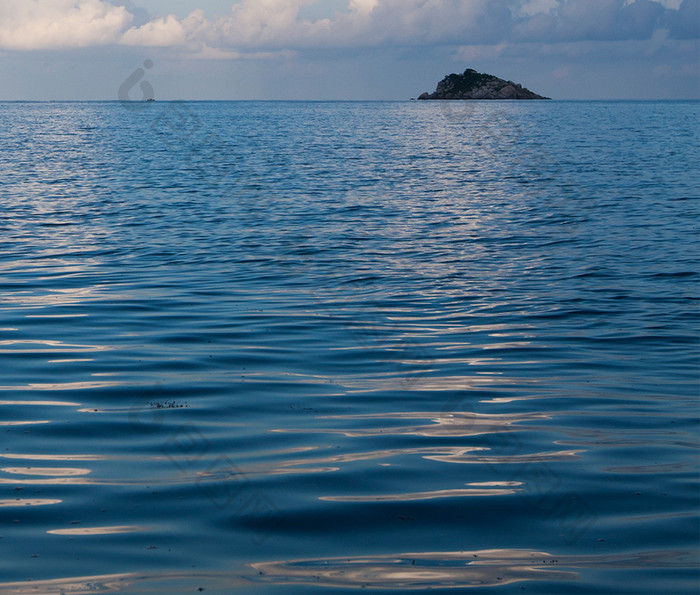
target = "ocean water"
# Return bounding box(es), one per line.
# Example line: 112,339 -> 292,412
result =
0,100 -> 697,594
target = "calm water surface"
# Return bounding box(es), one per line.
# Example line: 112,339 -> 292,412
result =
0,100 -> 698,594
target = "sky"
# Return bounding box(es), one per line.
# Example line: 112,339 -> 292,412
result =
0,0 -> 697,100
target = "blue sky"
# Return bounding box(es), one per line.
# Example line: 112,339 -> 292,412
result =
0,0 -> 697,100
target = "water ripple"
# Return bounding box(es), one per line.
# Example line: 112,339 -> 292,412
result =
0,100 -> 696,594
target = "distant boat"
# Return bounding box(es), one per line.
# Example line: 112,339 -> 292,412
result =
146,98 -> 155,102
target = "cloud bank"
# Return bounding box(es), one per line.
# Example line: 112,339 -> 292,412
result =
0,0 -> 131,50
0,0 -> 696,52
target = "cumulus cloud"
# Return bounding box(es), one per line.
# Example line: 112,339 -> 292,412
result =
119,14 -> 187,46
0,0 -> 696,53
192,0 -> 513,50
0,0 -> 132,50
120,8 -> 207,46
515,0 -> 665,42
512,0 -> 667,43
173,0 -> 698,51
201,0 -> 325,49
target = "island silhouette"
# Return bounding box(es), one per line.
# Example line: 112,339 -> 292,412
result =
418,68 -> 550,100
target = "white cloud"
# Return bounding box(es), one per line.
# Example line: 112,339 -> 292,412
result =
188,45 -> 296,61
349,0 -> 380,14
0,0 -> 132,50
120,8 -> 207,46
202,0 -> 322,48
200,0 -> 507,50
0,0 -> 696,54
644,0 -> 682,8
174,0 -> 694,51
120,14 -> 186,46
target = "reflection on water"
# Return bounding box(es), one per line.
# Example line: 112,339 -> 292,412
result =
0,101 -> 697,594
47,525 -> 145,536
0,549 -> 692,594
250,549 -> 696,591
0,573 -> 245,595
0,340 -> 108,352
0,400 -> 80,406
319,485 -> 521,501
0,573 -> 139,595
423,448 -> 583,464
313,409 -> 550,435
0,478 -> 96,485
0,454 -> 105,461
0,381 -> 125,391
0,499 -> 62,507
1,467 -> 91,477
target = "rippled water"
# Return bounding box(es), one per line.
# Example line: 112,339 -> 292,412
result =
0,100 -> 698,594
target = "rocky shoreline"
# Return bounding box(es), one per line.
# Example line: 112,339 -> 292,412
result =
418,68 -> 550,100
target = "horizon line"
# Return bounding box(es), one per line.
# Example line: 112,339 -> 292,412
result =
1,98 -> 699,103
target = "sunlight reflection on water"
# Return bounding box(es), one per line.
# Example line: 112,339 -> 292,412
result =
0,100 -> 697,594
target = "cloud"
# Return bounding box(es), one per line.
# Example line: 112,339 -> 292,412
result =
0,0 -> 696,54
119,14 -> 186,46
0,0 -> 132,50
512,0 -> 667,43
662,0 -> 700,39
179,0 -> 698,51
194,0 -> 513,50
120,9 -> 207,46
200,0 -> 325,49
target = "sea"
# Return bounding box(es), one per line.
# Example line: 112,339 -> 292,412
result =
0,100 -> 698,594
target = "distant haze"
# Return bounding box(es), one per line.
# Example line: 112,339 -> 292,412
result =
0,0 -> 697,100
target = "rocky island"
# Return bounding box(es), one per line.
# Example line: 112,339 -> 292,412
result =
418,68 -> 550,100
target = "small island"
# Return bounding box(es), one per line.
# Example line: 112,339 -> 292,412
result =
418,68 -> 550,100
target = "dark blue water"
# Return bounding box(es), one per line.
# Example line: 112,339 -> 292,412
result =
0,100 -> 698,594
